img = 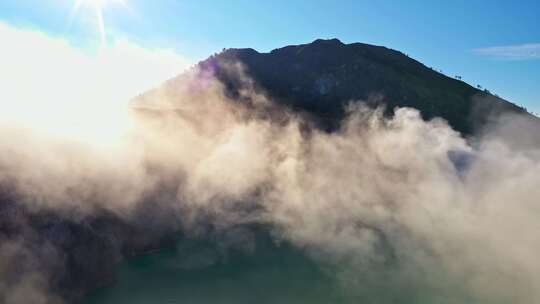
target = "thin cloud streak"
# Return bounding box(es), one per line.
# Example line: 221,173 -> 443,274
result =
474,43 -> 540,60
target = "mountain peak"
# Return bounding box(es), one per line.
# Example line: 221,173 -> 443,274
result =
177,39 -> 529,135
311,38 -> 344,45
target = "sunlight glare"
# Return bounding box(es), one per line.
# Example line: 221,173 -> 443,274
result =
72,0 -> 126,45
0,23 -> 189,148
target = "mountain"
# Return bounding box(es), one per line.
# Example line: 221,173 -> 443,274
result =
188,38 -> 527,135
1,39 -> 536,304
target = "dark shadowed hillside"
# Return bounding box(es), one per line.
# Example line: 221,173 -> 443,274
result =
193,38 -> 529,135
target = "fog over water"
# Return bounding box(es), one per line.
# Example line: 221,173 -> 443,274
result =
1,24 -> 540,304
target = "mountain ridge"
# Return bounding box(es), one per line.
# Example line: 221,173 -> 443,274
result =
185,38 -> 529,135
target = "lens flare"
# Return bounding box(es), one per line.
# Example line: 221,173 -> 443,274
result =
71,0 -> 126,45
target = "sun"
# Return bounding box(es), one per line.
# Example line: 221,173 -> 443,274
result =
71,0 -> 126,45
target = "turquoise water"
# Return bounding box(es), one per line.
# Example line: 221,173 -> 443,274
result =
83,236 -> 473,304
84,236 -> 344,304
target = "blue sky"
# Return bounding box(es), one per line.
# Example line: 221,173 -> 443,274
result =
1,0 -> 539,113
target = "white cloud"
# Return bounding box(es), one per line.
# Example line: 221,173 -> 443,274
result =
474,43 -> 540,60
0,22 -> 191,144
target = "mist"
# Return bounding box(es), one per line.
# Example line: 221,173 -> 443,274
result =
1,24 -> 540,304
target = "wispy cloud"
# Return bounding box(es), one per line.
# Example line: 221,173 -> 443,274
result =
474,43 -> 540,60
